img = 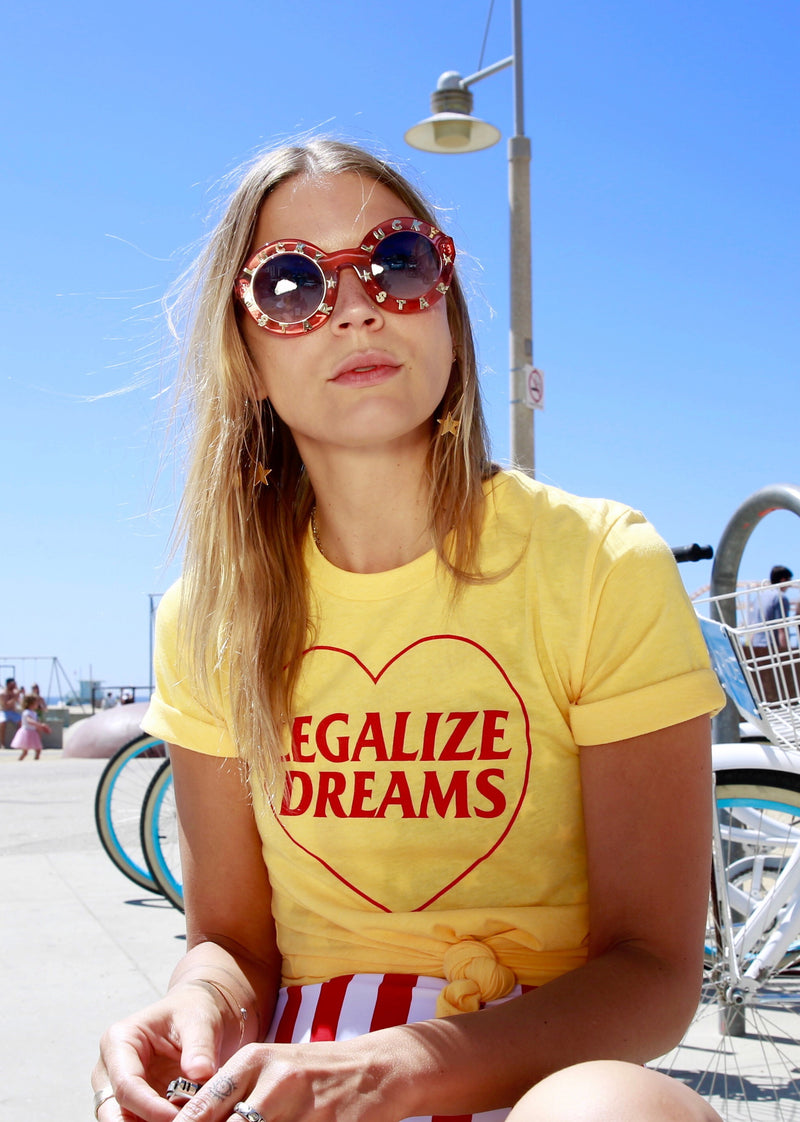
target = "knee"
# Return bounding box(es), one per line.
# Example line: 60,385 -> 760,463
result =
508,1061 -> 722,1122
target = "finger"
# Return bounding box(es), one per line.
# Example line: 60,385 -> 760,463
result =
96,1094 -> 127,1122
99,1027 -> 179,1122
92,1061 -> 127,1122
175,1056 -> 255,1122
98,998 -> 225,1122
177,983 -> 240,1079
95,1081 -> 155,1122
179,1029 -> 222,1084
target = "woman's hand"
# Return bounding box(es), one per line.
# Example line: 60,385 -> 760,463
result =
93,746 -> 281,1121
93,984 -> 231,1122
164,1035 -> 408,1122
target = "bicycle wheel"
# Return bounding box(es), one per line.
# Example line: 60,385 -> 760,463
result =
654,768 -> 800,1120
140,759 -> 184,912
94,734 -> 167,892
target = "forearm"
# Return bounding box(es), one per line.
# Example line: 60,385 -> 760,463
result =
365,944 -> 701,1119
165,745 -> 282,1042
381,719 -> 712,1119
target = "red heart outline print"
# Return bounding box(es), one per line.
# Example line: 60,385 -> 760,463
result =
271,635 -> 532,911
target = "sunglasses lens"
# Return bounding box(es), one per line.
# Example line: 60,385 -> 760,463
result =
370,231 -> 441,300
251,254 -> 325,324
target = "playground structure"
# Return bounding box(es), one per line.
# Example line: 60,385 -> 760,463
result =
0,656 -> 90,748
0,656 -> 151,750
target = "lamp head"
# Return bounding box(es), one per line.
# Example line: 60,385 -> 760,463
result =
404,71 -> 502,154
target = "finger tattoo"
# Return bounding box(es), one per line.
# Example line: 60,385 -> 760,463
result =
206,1074 -> 238,1101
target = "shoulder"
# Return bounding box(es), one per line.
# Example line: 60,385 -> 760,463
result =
153,578 -> 184,632
765,590 -> 785,616
483,470 -> 664,561
150,578 -> 190,673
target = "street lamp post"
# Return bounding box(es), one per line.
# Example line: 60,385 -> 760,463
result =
405,0 -> 535,475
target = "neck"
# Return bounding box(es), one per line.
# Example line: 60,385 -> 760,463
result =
304,446 -> 433,573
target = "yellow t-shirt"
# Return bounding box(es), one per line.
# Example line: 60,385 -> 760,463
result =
144,471 -> 723,1010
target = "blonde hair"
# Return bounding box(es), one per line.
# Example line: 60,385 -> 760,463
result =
170,138 -> 493,785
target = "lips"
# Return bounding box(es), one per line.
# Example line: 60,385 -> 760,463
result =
331,351 -> 401,384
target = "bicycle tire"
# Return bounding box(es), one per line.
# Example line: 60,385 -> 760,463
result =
140,759 -> 184,912
94,734 -> 167,893
654,767 -> 800,1120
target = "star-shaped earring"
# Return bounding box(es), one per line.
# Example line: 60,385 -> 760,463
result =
438,412 -> 460,436
254,462 -> 272,487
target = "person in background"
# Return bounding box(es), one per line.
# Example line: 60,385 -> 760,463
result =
12,694 -> 51,760
29,683 -> 48,716
0,677 -> 21,749
92,138 -> 724,1122
750,564 -> 795,702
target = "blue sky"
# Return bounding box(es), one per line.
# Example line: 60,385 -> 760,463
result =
1,0 -> 798,694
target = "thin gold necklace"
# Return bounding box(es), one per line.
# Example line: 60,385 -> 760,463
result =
310,506 -> 326,558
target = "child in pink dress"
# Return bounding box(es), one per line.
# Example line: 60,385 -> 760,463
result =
12,695 -> 51,760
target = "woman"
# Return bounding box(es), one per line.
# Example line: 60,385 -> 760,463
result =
93,139 -> 724,1122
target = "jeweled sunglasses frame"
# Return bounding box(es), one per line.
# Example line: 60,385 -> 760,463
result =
234,216 -> 456,336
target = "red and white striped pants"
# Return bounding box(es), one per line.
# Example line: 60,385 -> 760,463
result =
267,973 -> 522,1122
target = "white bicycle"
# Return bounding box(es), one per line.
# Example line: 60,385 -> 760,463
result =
656,581 -> 800,1121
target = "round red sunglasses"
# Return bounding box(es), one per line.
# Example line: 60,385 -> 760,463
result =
235,217 -> 455,336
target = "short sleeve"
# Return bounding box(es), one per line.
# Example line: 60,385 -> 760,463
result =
142,580 -> 237,757
569,510 -> 724,745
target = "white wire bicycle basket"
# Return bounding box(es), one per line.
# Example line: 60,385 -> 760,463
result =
695,579 -> 800,750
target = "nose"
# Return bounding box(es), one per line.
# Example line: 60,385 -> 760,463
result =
329,265 -> 384,333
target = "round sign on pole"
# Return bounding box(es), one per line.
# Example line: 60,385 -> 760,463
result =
524,365 -> 544,410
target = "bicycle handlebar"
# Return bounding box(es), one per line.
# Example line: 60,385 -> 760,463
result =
671,543 -> 714,564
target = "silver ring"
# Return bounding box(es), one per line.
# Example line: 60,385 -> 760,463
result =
92,1086 -> 115,1119
167,1077 -> 203,1102
233,1103 -> 265,1122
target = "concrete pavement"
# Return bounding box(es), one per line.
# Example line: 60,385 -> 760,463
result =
2,749 -> 799,1122
0,751 -> 184,1120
